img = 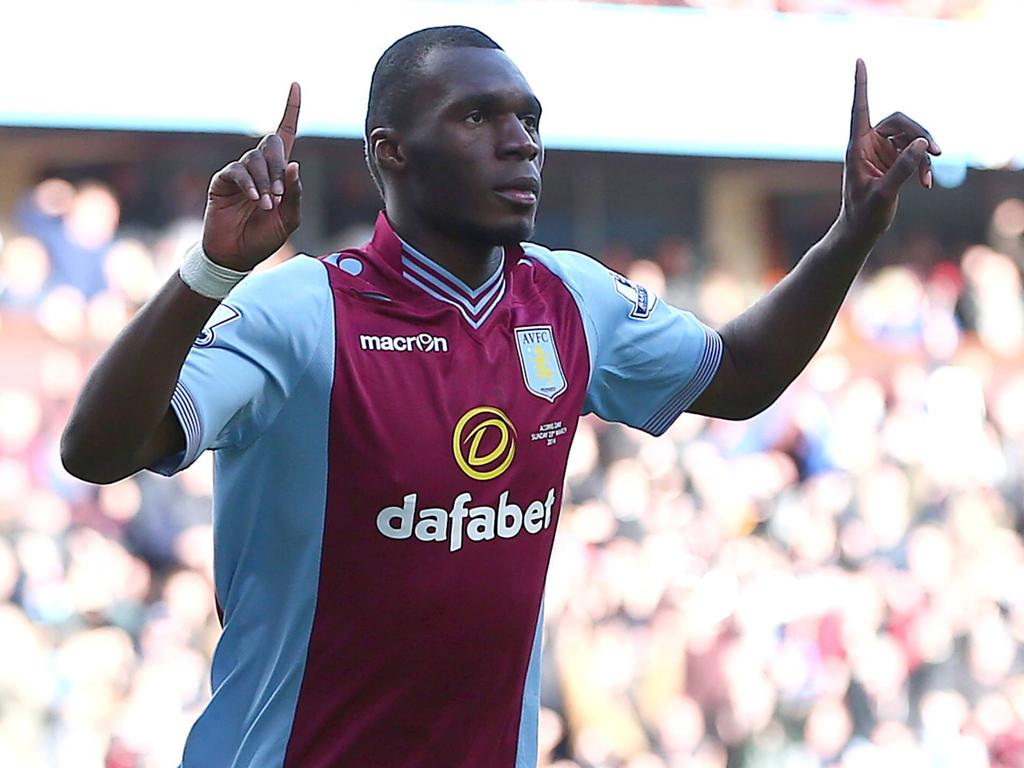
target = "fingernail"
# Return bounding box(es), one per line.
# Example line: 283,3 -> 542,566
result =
260,193 -> 273,210
931,141 -> 942,154
925,170 -> 933,189
272,180 -> 285,196
248,188 -> 260,201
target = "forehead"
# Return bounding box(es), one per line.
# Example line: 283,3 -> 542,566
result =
416,47 -> 536,109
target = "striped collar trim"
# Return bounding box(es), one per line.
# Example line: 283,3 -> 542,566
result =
398,238 -> 506,330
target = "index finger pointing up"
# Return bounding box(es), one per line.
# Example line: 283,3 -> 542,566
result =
850,59 -> 871,139
277,82 -> 302,159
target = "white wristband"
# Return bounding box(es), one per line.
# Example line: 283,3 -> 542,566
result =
178,243 -> 251,300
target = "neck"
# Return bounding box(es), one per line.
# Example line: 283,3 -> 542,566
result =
387,209 -> 503,290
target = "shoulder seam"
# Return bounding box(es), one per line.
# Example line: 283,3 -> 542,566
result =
523,247 -> 599,395
527,247 -> 603,356
243,259 -> 333,446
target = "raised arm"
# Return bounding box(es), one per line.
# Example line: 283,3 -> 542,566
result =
61,84 -> 303,483
690,61 -> 940,420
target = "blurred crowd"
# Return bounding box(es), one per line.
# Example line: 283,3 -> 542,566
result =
2,172 -> 1024,768
588,0 -> 1017,21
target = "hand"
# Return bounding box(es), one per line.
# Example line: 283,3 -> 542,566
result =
840,60 -> 940,240
202,83 -> 303,270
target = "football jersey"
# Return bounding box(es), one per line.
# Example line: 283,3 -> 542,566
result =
154,212 -> 722,767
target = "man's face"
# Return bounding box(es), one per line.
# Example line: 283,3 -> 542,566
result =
397,47 -> 544,246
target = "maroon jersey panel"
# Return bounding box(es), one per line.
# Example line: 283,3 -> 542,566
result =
283,216 -> 589,767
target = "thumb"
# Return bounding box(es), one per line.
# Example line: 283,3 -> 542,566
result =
280,162 -> 302,232
879,138 -> 928,197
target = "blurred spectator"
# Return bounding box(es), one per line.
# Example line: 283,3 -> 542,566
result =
14,179 -> 121,301
0,236 -> 50,309
4,163 -> 1024,768
579,0 -> 1010,21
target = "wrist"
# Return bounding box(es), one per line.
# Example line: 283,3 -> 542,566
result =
178,242 -> 251,300
834,206 -> 882,254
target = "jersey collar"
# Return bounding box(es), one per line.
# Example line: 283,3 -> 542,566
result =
369,211 -> 508,330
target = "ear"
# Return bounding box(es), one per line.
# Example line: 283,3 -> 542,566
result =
369,127 -> 405,175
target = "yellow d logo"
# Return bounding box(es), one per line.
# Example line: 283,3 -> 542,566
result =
453,406 -> 517,481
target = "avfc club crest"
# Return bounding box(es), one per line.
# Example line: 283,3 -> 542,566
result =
611,271 -> 657,320
514,325 -> 567,403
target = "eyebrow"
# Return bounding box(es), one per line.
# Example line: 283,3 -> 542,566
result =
447,90 -> 543,117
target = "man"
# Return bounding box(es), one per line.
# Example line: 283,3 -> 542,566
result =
61,25 -> 939,768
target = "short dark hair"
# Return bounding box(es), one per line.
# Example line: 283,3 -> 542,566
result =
364,25 -> 502,198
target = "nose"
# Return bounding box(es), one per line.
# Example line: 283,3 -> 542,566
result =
497,115 -> 539,162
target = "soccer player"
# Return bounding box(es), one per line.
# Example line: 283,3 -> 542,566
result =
61,26 -> 939,768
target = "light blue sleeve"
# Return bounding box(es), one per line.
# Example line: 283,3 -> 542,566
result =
150,255 -> 330,475
523,243 -> 722,436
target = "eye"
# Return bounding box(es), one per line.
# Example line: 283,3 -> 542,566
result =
521,114 -> 539,131
465,110 -> 485,125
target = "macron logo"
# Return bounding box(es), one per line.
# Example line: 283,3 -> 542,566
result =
359,333 -> 449,353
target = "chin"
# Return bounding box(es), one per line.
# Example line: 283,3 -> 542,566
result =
496,219 -> 535,245
447,214 -> 533,248
488,211 -> 537,245
427,200 -> 538,247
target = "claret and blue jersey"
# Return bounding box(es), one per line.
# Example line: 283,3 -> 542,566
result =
154,213 -> 722,767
